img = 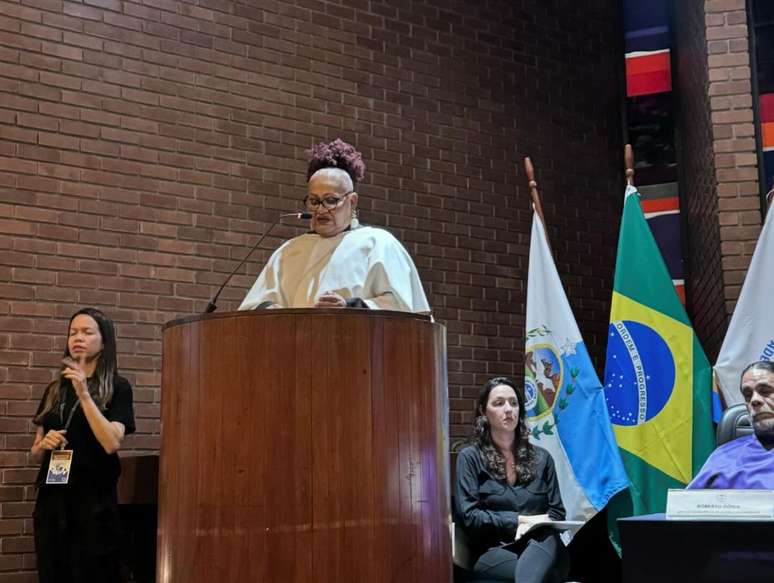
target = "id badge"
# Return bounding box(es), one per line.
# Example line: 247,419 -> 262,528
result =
46,450 -> 73,484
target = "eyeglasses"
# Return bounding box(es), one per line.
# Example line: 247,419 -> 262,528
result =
302,191 -> 353,212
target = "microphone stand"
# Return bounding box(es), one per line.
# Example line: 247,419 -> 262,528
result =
204,211 -> 312,313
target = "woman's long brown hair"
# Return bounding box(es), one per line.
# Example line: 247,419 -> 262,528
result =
473,376 -> 537,484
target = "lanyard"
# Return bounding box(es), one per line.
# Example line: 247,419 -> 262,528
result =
58,385 -> 82,433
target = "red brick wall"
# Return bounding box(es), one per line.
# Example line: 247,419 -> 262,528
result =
675,0 -> 762,361
0,0 -> 623,577
675,0 -> 728,360
706,0 -> 762,318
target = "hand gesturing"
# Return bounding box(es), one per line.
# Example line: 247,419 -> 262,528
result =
61,357 -> 89,398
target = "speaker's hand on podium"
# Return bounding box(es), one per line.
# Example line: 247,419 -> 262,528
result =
314,291 -> 347,308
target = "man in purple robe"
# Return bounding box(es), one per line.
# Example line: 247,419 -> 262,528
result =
688,360 -> 774,489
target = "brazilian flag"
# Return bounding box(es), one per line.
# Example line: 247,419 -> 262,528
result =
604,186 -> 715,548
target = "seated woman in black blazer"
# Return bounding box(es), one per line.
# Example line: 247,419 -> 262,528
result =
454,377 -> 569,583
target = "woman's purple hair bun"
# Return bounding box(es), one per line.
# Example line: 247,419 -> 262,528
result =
307,138 -> 366,185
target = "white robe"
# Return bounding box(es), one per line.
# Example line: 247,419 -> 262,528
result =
238,226 -> 430,313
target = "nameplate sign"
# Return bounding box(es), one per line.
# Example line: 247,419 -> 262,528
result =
666,489 -> 774,521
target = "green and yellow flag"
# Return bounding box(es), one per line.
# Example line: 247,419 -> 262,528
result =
604,185 -> 715,547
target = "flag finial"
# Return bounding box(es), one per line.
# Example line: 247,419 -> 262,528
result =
624,144 -> 635,187
523,157 -> 547,228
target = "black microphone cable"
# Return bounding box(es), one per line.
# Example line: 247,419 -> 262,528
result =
204,211 -> 312,313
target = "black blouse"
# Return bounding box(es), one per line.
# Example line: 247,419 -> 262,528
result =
34,375 -> 135,489
454,443 -> 565,554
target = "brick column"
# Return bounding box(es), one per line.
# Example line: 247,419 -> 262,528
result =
706,0 -> 762,312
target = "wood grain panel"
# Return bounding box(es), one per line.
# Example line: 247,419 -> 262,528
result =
158,309 -> 451,583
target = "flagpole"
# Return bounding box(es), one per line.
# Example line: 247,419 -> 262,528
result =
624,143 -> 635,187
523,156 -> 549,233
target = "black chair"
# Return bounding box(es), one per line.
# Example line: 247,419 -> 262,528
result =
716,403 -> 752,446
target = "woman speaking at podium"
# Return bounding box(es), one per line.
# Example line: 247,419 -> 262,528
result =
239,138 -> 430,313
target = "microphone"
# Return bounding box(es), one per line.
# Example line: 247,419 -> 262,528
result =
204,211 -> 312,313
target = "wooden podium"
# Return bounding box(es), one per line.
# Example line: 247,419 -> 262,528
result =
158,309 -> 451,582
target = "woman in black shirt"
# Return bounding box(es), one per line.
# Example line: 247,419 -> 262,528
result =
30,307 -> 135,583
454,377 -> 568,582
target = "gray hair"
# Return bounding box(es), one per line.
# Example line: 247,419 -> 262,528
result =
741,360 -> 774,382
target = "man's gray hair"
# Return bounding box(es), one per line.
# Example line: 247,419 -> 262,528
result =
740,360 -> 774,382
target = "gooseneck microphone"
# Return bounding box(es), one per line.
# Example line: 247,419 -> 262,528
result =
204,211 -> 312,313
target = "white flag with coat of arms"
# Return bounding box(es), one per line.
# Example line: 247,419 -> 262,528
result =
525,210 -> 629,528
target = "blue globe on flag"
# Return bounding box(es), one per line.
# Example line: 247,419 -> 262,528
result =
524,377 -> 538,413
524,345 -> 563,418
604,320 -> 675,426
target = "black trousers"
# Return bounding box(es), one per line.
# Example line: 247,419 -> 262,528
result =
472,529 -> 568,583
33,483 -> 122,583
